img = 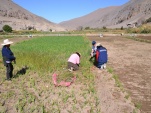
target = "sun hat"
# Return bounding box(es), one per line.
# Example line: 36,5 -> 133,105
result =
1,39 -> 13,45
96,43 -> 102,47
92,41 -> 96,45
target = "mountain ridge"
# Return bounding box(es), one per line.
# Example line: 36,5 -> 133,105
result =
0,0 -> 151,31
0,0 -> 65,31
59,0 -> 151,30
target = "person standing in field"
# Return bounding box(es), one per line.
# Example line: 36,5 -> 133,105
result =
89,41 -> 97,61
96,43 -> 108,69
1,39 -> 16,81
67,52 -> 81,71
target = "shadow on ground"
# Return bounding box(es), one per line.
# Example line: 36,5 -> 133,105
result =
14,66 -> 29,78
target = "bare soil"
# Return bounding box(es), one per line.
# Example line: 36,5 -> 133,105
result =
88,36 -> 151,113
136,36 -> 151,41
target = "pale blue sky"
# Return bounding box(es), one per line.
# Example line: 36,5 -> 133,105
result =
12,0 -> 129,23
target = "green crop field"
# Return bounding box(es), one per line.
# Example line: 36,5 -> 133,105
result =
0,36 -> 100,112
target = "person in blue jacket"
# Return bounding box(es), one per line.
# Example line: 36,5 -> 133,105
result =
89,41 -> 97,61
96,43 -> 108,69
1,39 -> 16,81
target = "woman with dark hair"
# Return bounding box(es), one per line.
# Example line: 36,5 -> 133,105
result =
67,52 -> 81,71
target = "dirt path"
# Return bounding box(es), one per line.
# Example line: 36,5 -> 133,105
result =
88,36 -> 151,113
91,67 -> 137,113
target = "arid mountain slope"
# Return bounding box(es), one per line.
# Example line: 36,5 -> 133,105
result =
59,0 -> 151,30
0,0 -> 65,31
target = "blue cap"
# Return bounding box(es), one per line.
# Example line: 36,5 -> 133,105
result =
92,41 -> 96,45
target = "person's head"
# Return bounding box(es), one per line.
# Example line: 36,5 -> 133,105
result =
76,52 -> 81,57
1,39 -> 13,47
96,43 -> 102,48
92,41 -> 96,46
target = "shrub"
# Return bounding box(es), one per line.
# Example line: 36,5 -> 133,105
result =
146,17 -> 151,23
126,24 -> 151,34
103,26 -> 107,29
141,28 -> 151,33
121,26 -> 124,30
85,27 -> 90,30
2,25 -> 12,32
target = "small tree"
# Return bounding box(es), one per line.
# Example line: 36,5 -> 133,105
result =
50,29 -> 52,32
146,17 -> 151,23
2,25 -> 12,32
121,26 -> 124,30
103,26 -> 107,29
85,27 -> 90,30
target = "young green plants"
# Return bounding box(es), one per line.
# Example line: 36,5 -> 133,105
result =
0,36 -> 98,112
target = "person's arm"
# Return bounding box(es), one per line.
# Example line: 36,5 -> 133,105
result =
4,49 -> 16,61
96,50 -> 99,61
90,48 -> 94,56
76,55 -> 80,66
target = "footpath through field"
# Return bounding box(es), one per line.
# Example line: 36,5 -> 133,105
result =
88,36 -> 151,113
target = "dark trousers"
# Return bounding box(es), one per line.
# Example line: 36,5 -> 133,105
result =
67,62 -> 79,71
6,63 -> 14,79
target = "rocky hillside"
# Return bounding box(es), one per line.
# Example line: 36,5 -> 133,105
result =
0,0 -> 65,31
59,0 -> 151,30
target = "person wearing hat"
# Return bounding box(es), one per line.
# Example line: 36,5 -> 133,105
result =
1,39 -> 16,80
67,52 -> 81,71
96,43 -> 108,69
89,41 -> 97,61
